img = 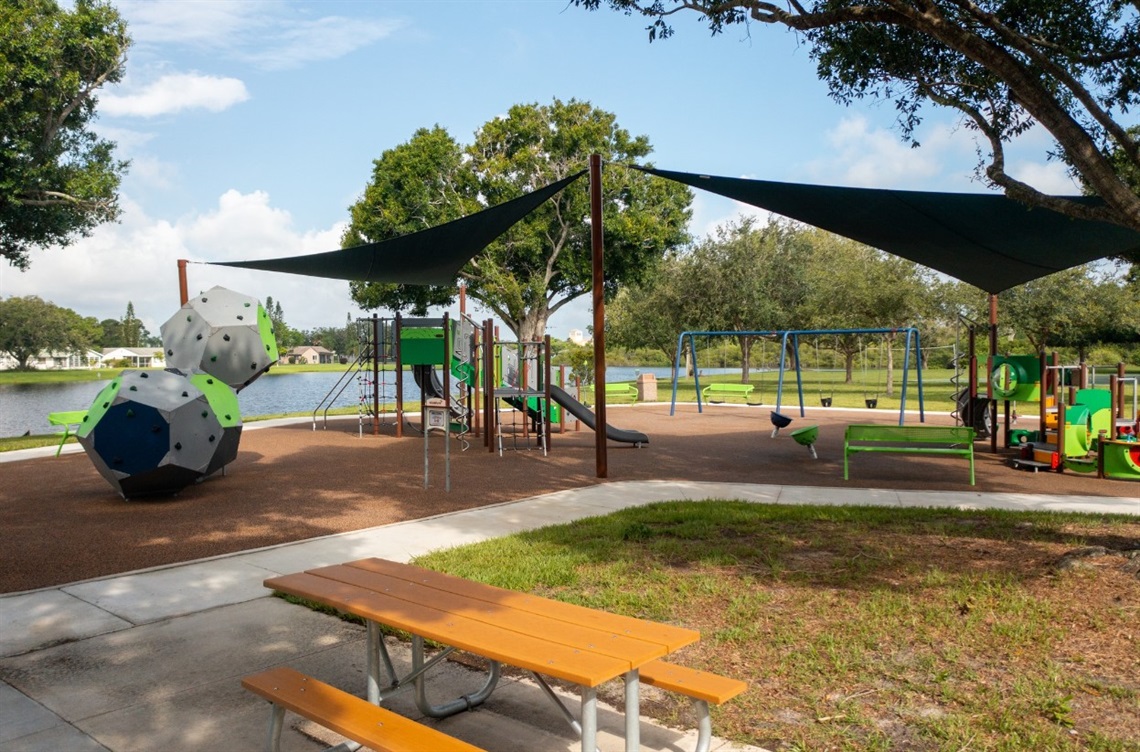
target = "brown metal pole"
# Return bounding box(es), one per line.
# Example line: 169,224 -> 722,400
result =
372,314 -> 380,435
395,313 -> 404,439
988,294 -> 998,454
589,154 -> 607,478
544,335 -> 553,450
177,259 -> 189,306
484,319 -> 495,452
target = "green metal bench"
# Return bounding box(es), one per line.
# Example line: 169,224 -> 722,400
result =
701,383 -> 754,403
47,410 -> 89,457
604,382 -> 638,399
844,424 -> 977,485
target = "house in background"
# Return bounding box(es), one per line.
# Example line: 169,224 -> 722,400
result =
101,347 -> 166,369
0,349 -> 104,370
282,345 -> 335,365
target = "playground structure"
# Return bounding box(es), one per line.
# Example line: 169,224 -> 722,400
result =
76,286 -> 276,498
669,328 -> 926,435
991,353 -> 1140,481
314,312 -> 648,453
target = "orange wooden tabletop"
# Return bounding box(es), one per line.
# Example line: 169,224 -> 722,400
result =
265,557 -> 700,688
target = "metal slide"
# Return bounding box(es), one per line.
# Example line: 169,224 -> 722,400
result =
549,385 -> 649,446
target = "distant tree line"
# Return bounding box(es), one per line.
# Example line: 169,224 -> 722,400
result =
605,217 -> 1140,388
0,294 -> 362,370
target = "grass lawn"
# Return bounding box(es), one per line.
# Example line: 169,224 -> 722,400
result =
590,368 -> 964,414
414,501 -> 1140,752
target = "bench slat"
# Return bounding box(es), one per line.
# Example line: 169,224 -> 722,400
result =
242,667 -> 483,752
639,659 -> 747,705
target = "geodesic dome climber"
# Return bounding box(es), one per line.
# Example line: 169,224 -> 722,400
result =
77,369 -> 243,499
160,286 -> 279,391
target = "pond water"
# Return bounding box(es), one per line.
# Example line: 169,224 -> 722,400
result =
1,365 -> 733,438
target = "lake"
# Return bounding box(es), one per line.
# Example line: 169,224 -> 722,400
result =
0,365 -> 732,438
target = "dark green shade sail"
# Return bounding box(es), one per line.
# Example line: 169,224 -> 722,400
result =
633,166 -> 1140,293
212,171 -> 586,285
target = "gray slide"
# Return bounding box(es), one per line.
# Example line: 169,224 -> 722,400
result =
550,384 -> 648,446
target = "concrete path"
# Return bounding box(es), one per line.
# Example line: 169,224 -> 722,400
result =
1,480 -> 1136,752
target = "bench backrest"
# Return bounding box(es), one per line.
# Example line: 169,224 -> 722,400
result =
846,424 -> 975,444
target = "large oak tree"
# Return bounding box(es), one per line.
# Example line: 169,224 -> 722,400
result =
575,0 -> 1140,262
0,0 -> 129,270
343,99 -> 692,341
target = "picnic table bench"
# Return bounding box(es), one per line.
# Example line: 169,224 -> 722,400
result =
253,557 -> 746,752
844,424 -> 977,485
701,383 -> 754,403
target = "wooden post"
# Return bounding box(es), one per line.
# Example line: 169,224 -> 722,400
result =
590,154 -> 607,478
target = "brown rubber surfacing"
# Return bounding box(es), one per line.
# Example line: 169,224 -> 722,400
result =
3,404 -> 1134,593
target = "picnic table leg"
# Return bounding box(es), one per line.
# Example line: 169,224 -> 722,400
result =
580,685 -> 598,752
624,669 -> 639,752
410,635 -> 500,718
262,703 -> 285,752
366,621 -> 398,703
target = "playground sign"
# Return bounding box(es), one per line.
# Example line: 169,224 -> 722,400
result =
423,397 -> 450,492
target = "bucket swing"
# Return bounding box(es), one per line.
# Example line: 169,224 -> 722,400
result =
790,425 -> 819,459
816,337 -> 833,408
862,337 -> 883,410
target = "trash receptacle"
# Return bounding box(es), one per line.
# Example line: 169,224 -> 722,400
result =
635,373 -> 657,402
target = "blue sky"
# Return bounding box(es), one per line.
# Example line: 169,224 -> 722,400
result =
1,0 -> 1080,341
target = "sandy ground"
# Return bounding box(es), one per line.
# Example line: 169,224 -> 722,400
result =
2,404 -> 1135,593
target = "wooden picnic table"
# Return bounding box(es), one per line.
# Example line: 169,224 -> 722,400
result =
265,557 -> 701,752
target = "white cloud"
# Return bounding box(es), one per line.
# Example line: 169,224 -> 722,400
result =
0,191 -> 361,336
802,115 -> 947,188
243,16 -> 407,71
101,73 -> 250,118
1007,160 -> 1082,195
117,1 -> 405,71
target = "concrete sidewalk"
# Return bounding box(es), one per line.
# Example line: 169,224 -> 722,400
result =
1,481 -> 1136,752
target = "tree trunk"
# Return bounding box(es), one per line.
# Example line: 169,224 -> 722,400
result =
845,351 -> 856,383
739,335 -> 752,382
885,333 -> 896,398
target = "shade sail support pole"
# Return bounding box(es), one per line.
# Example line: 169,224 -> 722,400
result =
590,154 -> 607,479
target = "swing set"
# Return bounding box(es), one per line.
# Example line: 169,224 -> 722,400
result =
669,327 -> 926,428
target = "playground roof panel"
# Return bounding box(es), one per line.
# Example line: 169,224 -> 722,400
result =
211,171 -> 586,285
633,166 -> 1140,293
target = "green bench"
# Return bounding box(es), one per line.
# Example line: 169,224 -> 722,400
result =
47,410 -> 89,457
604,382 -> 638,399
844,424 -> 977,485
701,383 -> 754,403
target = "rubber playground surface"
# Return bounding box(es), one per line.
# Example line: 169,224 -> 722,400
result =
3,403 -> 1136,594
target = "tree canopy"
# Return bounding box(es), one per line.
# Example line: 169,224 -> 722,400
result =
0,0 -> 129,270
343,99 -> 693,341
574,0 -> 1140,255
0,295 -> 102,369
